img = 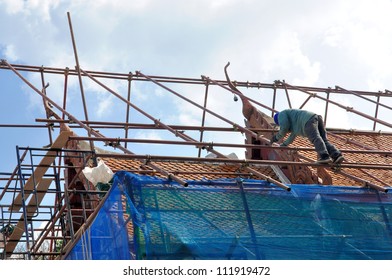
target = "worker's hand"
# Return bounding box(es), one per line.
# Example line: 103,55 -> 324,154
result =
270,135 -> 278,145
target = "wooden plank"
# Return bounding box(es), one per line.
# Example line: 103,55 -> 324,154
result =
0,232 -> 4,251
10,131 -> 72,211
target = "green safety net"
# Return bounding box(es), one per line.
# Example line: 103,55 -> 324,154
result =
65,171 -> 392,260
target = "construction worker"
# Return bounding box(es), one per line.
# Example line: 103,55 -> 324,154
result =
270,109 -> 344,164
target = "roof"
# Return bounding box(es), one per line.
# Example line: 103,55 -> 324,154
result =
95,131 -> 392,189
62,118 -> 392,193
292,132 -> 392,187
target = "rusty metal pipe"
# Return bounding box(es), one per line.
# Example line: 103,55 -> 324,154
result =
34,118 -> 392,136
95,152 -> 392,171
86,70 -> 289,190
80,68 -> 195,143
124,72 -> 133,149
2,62 -> 391,97
4,60 -> 188,187
198,82 -> 210,157
203,76 -> 278,114
67,12 -> 95,153
335,169 -> 388,193
68,135 -> 392,156
284,81 -> 392,130
138,71 -> 257,139
282,81 -> 292,109
0,149 -> 29,200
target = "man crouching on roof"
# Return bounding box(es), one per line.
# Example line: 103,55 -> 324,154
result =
270,108 -> 344,164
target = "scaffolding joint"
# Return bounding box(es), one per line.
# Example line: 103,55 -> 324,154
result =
201,75 -> 210,84
144,155 -> 152,165
200,75 -> 210,85
241,160 -> 249,168
175,130 -> 185,137
153,119 -> 161,127
345,106 -> 353,112
273,80 -> 282,86
104,137 -> 120,148
128,72 -> 133,81
205,142 -> 214,152
200,142 -> 214,152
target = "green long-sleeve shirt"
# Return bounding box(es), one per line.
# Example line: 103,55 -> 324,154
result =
275,109 -> 316,146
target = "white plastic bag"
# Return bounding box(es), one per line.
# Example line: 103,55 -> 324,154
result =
82,159 -> 114,186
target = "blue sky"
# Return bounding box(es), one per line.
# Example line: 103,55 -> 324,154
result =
1,0 -> 392,174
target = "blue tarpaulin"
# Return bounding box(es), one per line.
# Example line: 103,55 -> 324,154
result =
65,171 -> 392,260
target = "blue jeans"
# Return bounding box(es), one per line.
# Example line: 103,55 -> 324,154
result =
304,115 -> 341,159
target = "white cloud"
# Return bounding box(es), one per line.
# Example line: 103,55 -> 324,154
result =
1,0 -> 62,20
320,0 -> 392,91
259,32 -> 321,86
95,95 -> 113,118
135,131 -> 163,141
1,0 -> 24,14
3,44 -> 18,61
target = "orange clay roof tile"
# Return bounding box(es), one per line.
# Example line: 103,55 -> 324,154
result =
66,127 -> 391,189
291,132 -> 392,187
103,157 -> 279,182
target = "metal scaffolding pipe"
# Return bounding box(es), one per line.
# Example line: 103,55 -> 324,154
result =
335,169 -> 389,193
34,118 -> 392,136
0,149 -> 29,201
80,68 -> 195,143
68,135 -> 392,156
67,12 -> 95,153
2,60 -> 188,187
198,81 -> 210,157
283,81 -> 392,130
138,71 -> 257,140
124,72 -> 133,149
35,119 -> 243,132
94,152 -> 392,171
203,75 -> 278,114
131,72 -> 290,190
1,62 -> 391,97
